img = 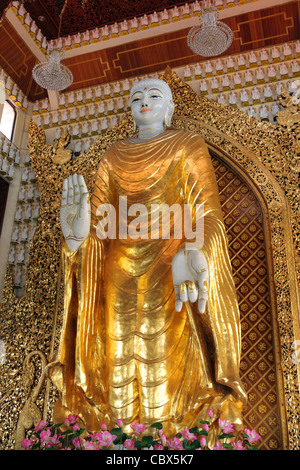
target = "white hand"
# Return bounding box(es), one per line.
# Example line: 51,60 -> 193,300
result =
60,174 -> 91,252
172,249 -> 209,314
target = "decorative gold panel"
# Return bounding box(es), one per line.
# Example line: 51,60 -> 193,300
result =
212,153 -> 284,450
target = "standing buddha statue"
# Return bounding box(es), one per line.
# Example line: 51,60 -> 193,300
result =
49,78 -> 247,440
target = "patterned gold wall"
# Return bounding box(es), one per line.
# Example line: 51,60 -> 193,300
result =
213,154 -> 285,450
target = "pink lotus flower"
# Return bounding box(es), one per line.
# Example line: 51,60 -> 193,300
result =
124,438 -> 135,449
72,437 -> 83,449
208,409 -> 214,419
200,436 -> 206,447
90,431 -> 102,442
68,414 -> 78,424
244,428 -> 261,443
131,421 -> 147,435
40,428 -> 51,444
64,414 -> 78,427
203,422 -> 209,432
233,439 -> 245,450
46,433 -> 61,449
166,437 -> 184,450
34,420 -> 47,431
181,427 -> 197,441
101,423 -> 107,431
213,440 -> 225,450
159,432 -> 167,446
84,440 -> 100,450
218,418 -> 234,434
154,443 -> 164,450
117,419 -> 123,428
98,430 -> 117,447
21,438 -> 35,450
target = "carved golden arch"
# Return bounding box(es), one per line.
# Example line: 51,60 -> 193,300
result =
171,116 -> 298,450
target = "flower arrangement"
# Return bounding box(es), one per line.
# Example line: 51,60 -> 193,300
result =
21,411 -> 261,450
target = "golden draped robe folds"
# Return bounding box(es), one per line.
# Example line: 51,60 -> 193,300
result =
50,129 -> 247,437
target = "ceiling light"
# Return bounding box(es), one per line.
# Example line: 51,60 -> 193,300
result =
32,0 -> 73,91
32,49 -> 73,91
187,0 -> 233,57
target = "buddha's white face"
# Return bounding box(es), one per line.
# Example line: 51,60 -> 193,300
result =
130,82 -> 173,129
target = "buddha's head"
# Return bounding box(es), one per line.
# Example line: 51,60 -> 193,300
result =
130,78 -> 175,131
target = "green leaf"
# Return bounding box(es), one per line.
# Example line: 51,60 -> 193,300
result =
175,432 -> 182,438
189,426 -> 199,434
142,435 -> 154,444
182,439 -> 189,450
200,420 -> 210,425
73,428 -> 85,437
52,423 -> 64,429
109,427 -> 122,444
60,429 -> 74,436
31,443 -> 41,450
110,427 -> 122,436
223,443 -> 233,449
134,440 -> 150,449
182,439 -> 201,450
190,440 -> 201,450
150,422 -> 163,430
121,432 -> 130,444
198,429 -> 208,436
218,432 -> 234,440
250,445 -> 258,450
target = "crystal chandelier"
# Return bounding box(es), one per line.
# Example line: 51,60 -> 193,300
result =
32,49 -> 73,91
187,1 -> 233,57
32,0 -> 73,91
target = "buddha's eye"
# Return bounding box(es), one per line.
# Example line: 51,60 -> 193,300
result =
132,97 -> 141,103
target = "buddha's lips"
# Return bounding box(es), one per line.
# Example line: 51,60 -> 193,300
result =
140,109 -> 151,113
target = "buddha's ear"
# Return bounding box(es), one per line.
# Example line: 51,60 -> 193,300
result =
165,100 -> 175,128
132,118 -> 137,133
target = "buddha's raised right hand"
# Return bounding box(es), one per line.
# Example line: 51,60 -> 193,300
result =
60,174 -> 91,252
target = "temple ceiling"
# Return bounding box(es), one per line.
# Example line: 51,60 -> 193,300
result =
23,0 -> 195,39
0,0 -> 299,102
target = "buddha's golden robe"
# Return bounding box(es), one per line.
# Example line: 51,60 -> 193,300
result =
50,129 -> 247,437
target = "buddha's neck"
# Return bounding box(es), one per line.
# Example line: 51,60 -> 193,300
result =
136,124 -> 165,141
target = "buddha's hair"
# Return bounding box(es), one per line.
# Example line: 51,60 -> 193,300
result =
130,78 -> 173,101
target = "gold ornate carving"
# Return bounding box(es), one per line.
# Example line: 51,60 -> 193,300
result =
14,351 -> 49,450
276,89 -> 300,132
210,152 -> 285,449
51,130 -> 72,165
0,70 -> 299,449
